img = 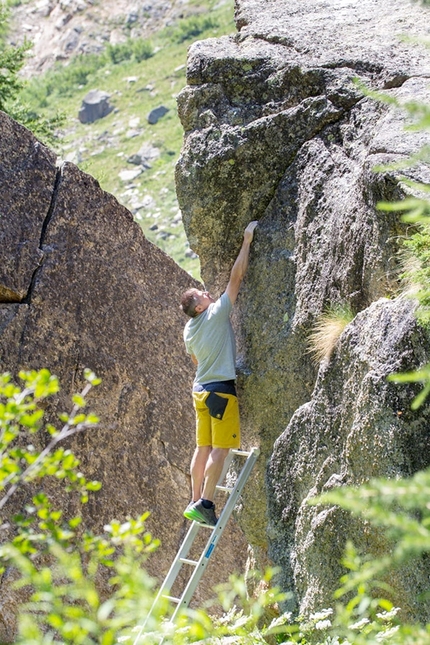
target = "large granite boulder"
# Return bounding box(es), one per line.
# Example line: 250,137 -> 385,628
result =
175,0 -> 430,621
268,296 -> 430,618
0,112 -> 248,639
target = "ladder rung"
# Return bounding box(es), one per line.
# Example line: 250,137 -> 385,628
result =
216,485 -> 234,492
231,449 -> 251,457
179,557 -> 198,566
181,520 -> 215,529
162,595 -> 180,604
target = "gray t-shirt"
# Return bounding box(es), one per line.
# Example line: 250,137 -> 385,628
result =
184,292 -> 236,385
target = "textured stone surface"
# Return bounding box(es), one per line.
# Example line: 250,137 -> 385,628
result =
0,111 -> 248,639
235,0 -> 430,77
175,0 -> 430,621
78,89 -> 113,123
268,297 -> 430,617
3,0 -> 430,630
0,117 -> 57,302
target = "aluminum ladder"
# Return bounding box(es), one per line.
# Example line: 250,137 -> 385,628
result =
133,447 -> 260,644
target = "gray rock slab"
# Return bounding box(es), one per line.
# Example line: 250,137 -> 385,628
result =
268,297 -> 430,618
127,143 -> 160,166
147,105 -> 169,124
235,0 -> 430,77
79,89 -> 113,124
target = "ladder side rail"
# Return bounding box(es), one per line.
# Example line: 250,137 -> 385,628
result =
133,521 -> 202,644
170,448 -> 260,622
218,448 -> 259,518
170,514 -> 229,622
157,447 -> 240,609
137,447 -> 239,640
155,521 -> 202,597
211,448 -> 259,538
137,447 -> 260,639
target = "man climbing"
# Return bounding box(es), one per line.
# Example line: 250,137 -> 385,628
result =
180,220 -> 258,527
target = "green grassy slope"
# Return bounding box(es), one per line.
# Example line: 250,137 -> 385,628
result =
21,0 -> 235,281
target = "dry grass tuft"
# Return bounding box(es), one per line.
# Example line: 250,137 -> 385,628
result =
308,304 -> 354,363
399,246 -> 424,297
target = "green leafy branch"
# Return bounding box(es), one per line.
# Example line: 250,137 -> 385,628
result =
388,364 -> 430,409
360,66 -> 430,408
301,468 -> 430,644
0,368 -> 163,644
0,368 -> 101,513
312,469 -> 430,566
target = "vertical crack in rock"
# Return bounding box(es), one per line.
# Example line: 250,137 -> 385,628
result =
0,117 -> 58,305
22,160 -> 64,305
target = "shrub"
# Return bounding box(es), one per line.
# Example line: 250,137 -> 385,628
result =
105,38 -> 153,65
0,368 -> 160,644
0,368 -> 299,645
2,371 -> 430,643
105,41 -> 134,65
0,32 -> 30,111
399,223 -> 430,324
376,88 -> 430,407
305,468 -> 430,644
132,38 -> 154,62
7,101 -> 64,145
172,15 -> 218,43
46,54 -> 105,97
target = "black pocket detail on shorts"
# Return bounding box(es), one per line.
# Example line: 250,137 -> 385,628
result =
206,392 -> 228,420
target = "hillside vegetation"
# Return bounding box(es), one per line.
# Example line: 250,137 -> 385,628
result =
18,0 -> 236,280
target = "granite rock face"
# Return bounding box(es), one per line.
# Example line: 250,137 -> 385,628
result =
0,112 -> 248,640
0,116 -> 57,303
268,297 -> 430,617
175,0 -> 430,621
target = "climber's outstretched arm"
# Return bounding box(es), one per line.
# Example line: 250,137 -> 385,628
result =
225,221 -> 258,306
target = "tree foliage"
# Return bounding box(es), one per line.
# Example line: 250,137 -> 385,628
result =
0,369 -> 160,644
3,369 -> 430,645
374,76 -> 430,408
0,4 -> 63,144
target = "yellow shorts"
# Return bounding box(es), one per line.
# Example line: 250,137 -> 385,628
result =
193,391 -> 240,449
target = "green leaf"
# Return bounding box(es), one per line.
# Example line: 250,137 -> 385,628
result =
86,481 -> 102,491
411,381 -> 430,410
84,369 -> 102,386
72,394 -> 86,408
